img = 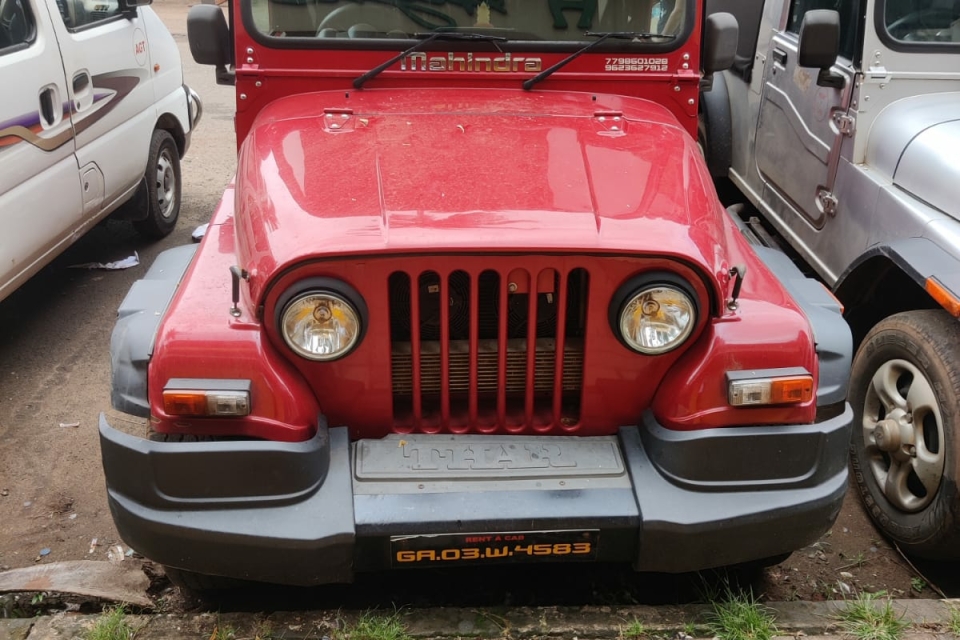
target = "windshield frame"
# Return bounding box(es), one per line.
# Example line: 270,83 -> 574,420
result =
873,0 -> 960,53
239,0 -> 695,54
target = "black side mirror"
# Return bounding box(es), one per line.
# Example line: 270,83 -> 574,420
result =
798,9 -> 843,87
701,12 -> 739,90
118,0 -> 151,15
188,4 -> 235,85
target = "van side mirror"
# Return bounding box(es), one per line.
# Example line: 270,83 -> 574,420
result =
701,12 -> 739,90
798,9 -> 843,88
188,4 -> 235,86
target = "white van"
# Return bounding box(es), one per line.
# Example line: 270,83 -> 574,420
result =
0,0 -> 200,302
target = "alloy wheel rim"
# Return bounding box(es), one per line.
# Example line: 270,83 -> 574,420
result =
862,358 -> 945,512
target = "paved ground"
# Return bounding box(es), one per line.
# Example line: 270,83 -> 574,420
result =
2,598 -> 960,639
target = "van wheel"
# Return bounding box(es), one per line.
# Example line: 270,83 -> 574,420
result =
849,310 -> 960,559
134,130 -> 180,239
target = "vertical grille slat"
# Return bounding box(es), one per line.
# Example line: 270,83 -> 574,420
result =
524,271 -> 537,426
390,265 -> 587,432
497,273 -> 508,426
553,270 -> 568,427
468,273 -> 479,426
410,274 -> 422,427
439,273 -> 451,429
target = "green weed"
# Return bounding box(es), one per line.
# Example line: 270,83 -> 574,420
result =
86,605 -> 135,640
622,618 -> 647,639
835,592 -> 910,640
340,610 -> 412,640
705,589 -> 778,640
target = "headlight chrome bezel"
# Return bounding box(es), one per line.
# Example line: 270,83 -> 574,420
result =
275,278 -> 368,362
610,273 -> 701,355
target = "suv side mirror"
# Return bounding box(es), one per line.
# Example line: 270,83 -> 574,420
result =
188,4 -> 235,86
118,0 -> 151,14
798,9 -> 843,88
701,12 -> 739,90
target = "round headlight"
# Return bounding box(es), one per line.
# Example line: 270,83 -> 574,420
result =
619,285 -> 696,354
281,291 -> 361,361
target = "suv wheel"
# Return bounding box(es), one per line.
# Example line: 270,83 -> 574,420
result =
849,310 -> 960,559
134,129 -> 181,239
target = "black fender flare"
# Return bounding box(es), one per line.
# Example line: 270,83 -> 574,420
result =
835,237 -> 960,316
110,245 -> 199,416
699,71 -> 732,179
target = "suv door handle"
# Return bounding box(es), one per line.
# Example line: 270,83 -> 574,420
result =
772,49 -> 788,66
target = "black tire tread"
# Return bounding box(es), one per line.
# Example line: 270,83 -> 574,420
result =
849,309 -> 960,559
133,129 -> 180,239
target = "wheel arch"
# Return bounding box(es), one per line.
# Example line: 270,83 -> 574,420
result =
698,71 -> 733,179
156,112 -> 187,158
835,238 -> 960,346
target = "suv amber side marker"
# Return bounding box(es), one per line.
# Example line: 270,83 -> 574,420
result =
925,277 -> 960,318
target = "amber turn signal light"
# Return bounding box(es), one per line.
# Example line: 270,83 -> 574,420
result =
728,374 -> 813,406
162,390 -> 250,417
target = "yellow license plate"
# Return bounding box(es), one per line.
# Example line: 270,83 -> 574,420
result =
390,530 -> 599,566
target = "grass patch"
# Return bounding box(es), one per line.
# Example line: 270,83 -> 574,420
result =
622,618 -> 646,639
835,592 -> 909,640
946,606 -> 960,636
86,605 -> 135,640
340,610 -> 411,640
706,589 -> 778,640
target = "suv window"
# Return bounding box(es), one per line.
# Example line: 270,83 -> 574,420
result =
786,0 -> 860,60
54,0 -> 122,30
882,0 -> 960,43
0,0 -> 35,52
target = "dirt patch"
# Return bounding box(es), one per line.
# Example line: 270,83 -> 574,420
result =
757,488 -> 945,601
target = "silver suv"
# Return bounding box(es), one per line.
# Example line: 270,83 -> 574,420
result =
700,0 -> 960,558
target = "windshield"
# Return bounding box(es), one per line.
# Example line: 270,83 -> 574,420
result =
248,0 -> 689,43
882,0 -> 960,46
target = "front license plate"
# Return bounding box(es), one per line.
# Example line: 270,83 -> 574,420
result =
390,530 -> 599,566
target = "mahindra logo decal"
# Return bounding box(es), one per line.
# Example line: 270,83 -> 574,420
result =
400,51 -> 543,72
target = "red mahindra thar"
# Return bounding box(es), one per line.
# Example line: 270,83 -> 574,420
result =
99,0 -> 854,590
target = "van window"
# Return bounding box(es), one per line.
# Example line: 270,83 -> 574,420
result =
0,0 -> 35,52
786,0 -> 861,60
54,0 -> 122,30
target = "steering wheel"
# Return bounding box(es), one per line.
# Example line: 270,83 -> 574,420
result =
886,7 -> 957,39
0,0 -> 27,47
317,3 -> 413,36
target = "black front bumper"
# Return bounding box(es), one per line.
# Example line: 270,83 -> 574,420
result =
100,407 -> 852,586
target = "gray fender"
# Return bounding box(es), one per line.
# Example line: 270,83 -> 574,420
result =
722,207 -> 853,407
752,246 -> 852,408
111,245 -> 199,416
699,71 -> 732,179
836,237 -> 960,309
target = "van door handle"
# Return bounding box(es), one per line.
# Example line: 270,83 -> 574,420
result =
772,49 -> 788,66
39,85 -> 59,127
72,70 -> 93,112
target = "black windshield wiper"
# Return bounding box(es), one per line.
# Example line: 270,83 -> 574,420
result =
353,31 -> 508,89
522,31 -> 675,91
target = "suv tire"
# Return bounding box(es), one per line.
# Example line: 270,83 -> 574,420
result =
849,309 -> 960,559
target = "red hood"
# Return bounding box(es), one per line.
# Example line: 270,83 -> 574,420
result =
234,88 -> 729,304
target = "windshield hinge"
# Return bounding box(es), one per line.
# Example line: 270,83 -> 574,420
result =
833,113 -> 855,137
323,108 -> 356,132
594,110 -> 626,134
